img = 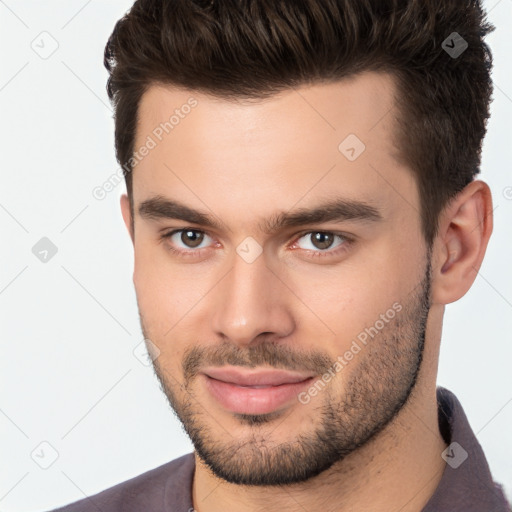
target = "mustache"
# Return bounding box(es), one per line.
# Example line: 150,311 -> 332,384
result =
182,340 -> 334,384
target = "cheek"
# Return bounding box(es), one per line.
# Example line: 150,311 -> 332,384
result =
133,242 -> 214,334
284,250 -> 413,351
133,242 -> 179,328
292,280 -> 386,355
132,252 -> 203,372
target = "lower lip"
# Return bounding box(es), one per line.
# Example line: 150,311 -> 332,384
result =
203,375 -> 314,415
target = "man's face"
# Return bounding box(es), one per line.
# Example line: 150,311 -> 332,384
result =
125,72 -> 433,485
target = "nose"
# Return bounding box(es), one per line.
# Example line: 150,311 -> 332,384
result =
211,250 -> 295,347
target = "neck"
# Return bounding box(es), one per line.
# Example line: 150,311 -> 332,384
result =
192,381 -> 447,512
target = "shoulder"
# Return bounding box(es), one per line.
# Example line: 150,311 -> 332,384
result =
44,452 -> 195,512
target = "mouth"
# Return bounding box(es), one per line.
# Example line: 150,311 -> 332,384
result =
201,367 -> 315,415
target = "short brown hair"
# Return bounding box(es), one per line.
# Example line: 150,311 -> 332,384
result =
104,0 -> 494,244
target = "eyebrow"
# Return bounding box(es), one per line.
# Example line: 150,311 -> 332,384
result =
138,195 -> 382,234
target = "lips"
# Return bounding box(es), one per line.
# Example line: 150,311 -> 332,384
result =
201,366 -> 315,415
202,367 -> 314,387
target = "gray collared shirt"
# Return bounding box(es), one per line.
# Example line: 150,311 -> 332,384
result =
422,387 -> 510,511
46,387 -> 510,511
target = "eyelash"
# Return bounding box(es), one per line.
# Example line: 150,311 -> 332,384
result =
160,228 -> 353,260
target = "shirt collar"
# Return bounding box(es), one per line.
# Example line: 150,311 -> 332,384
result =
422,387 -> 509,511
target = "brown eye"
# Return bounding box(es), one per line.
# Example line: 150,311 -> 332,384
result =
180,230 -> 204,248
161,229 -> 215,257
295,231 -> 346,253
310,232 -> 335,250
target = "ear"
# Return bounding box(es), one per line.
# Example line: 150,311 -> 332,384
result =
430,180 -> 493,305
120,193 -> 134,244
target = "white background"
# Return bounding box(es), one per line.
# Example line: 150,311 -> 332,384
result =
0,1 -> 511,510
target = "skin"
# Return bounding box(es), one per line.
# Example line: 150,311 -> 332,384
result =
120,71 -> 493,512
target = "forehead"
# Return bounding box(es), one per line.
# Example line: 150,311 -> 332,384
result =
136,71 -> 399,148
132,72 -> 418,230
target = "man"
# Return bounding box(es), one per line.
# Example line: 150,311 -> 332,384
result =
47,0 -> 510,510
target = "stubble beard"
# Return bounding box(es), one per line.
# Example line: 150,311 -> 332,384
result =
143,257 -> 432,486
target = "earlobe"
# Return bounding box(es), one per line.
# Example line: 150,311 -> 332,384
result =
431,181 -> 493,305
120,193 -> 134,244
